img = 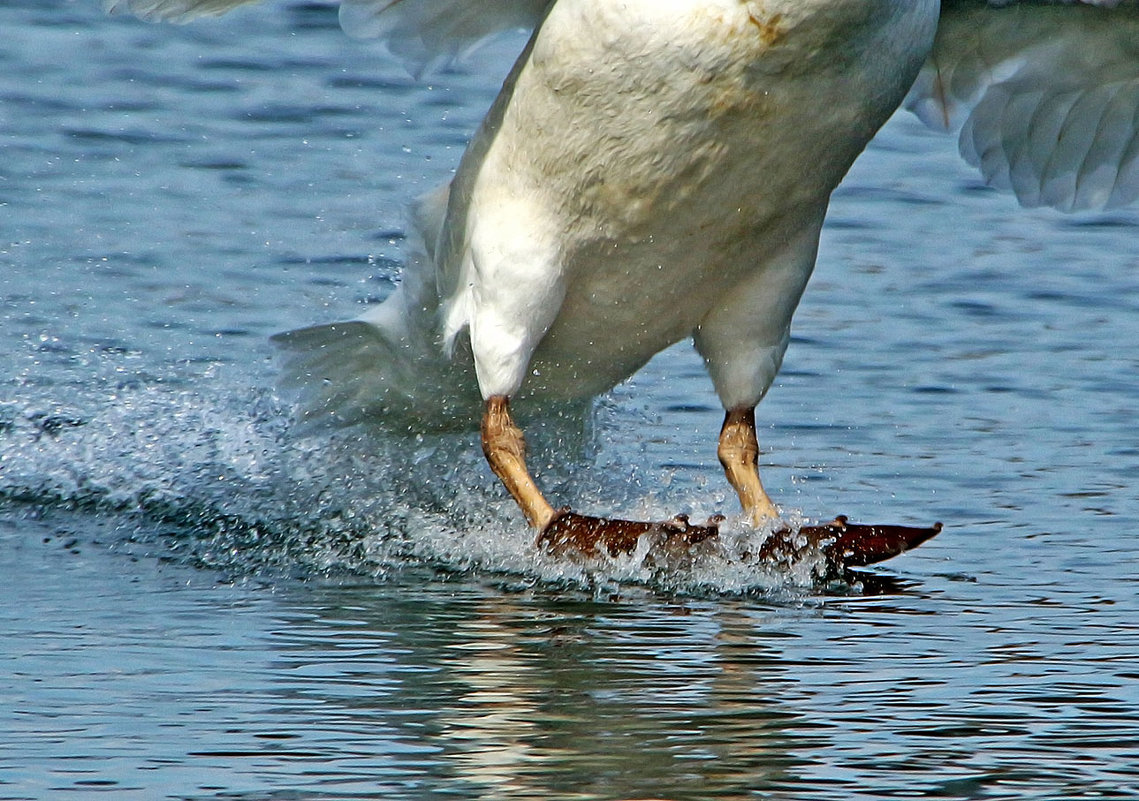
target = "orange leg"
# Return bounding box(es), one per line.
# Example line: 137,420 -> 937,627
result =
718,407 -> 779,526
480,396 -> 557,530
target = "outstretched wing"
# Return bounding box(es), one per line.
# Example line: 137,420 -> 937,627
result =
105,0 -> 552,70
104,0 -> 263,22
106,0 -> 1139,213
338,0 -> 549,69
906,0 -> 1139,212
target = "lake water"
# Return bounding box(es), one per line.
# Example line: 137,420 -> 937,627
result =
4,2 -> 1139,799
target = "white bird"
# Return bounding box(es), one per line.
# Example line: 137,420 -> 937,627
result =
104,0 -> 1139,549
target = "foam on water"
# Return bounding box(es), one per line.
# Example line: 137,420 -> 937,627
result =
0,372 -> 848,598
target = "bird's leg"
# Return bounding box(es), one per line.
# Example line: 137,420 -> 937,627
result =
481,395 -> 557,530
718,406 -> 779,526
479,401 -> 938,568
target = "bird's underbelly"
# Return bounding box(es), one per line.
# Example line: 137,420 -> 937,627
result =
522,200 -> 812,400
525,262 -> 713,399
488,107 -> 830,400
510,79 -> 827,398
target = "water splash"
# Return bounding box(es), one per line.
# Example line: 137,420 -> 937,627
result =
0,378 -> 875,598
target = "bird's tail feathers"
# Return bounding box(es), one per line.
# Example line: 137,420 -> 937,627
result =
272,186 -> 482,433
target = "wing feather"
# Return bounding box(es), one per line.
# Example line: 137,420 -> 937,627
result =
105,0 -> 551,70
908,0 -> 1139,212
103,0 -> 263,22
339,0 -> 549,69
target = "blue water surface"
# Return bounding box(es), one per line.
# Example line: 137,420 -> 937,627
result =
3,1 -> 1139,799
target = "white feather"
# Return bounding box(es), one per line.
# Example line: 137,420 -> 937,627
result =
105,0 -> 551,70
276,0 -> 937,430
270,188 -> 485,431
339,0 -> 550,70
906,0 -> 1139,211
103,0 -> 263,23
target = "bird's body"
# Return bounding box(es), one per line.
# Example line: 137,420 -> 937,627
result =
147,0 -> 941,532
371,0 -> 936,530
441,0 -> 938,409
105,0 -> 1139,551
275,0 -> 937,431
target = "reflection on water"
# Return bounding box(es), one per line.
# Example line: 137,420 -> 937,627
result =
258,578 -> 1139,800
8,524 -> 1137,800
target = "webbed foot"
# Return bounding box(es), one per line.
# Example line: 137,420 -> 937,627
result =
537,510 -> 941,576
537,510 -> 722,558
759,516 -> 942,577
